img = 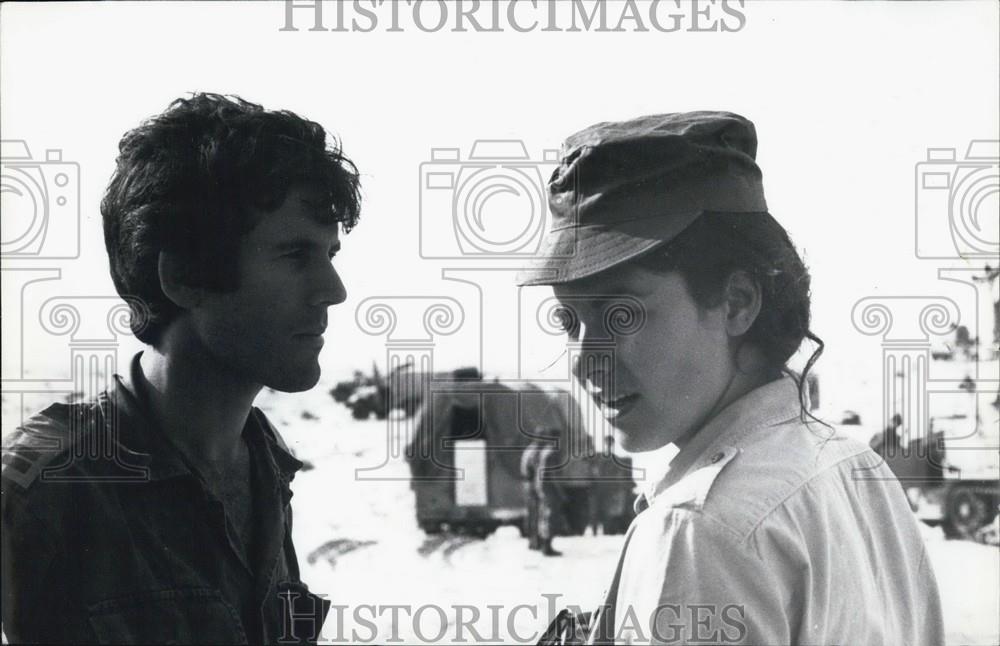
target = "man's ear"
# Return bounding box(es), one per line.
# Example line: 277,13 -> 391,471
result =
723,270 -> 762,337
158,251 -> 202,309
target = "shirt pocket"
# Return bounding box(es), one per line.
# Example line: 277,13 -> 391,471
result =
87,587 -> 247,645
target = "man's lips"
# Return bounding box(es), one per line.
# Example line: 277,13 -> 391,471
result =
295,324 -> 327,336
294,328 -> 326,347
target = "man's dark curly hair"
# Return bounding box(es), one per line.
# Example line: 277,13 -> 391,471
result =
102,93 -> 361,346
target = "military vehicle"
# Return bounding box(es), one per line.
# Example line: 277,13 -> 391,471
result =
872,266 -> 999,540
330,365 -> 388,420
405,374 -> 635,537
330,363 -> 483,420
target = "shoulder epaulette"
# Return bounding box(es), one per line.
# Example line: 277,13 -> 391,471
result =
1,401 -> 102,490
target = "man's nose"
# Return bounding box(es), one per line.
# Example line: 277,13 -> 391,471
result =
313,264 -> 347,307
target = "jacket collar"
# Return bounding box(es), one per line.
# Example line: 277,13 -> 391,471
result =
638,375 -> 803,512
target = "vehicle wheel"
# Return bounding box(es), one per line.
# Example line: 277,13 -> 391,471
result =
351,404 -> 371,420
982,496 -> 999,524
517,517 -> 529,538
943,486 -> 990,539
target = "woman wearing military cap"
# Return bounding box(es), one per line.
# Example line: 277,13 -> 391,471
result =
520,112 -> 944,645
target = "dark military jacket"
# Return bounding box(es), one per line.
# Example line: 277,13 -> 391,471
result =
1,362 -> 329,644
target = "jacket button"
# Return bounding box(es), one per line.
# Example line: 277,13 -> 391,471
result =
710,452 -> 725,464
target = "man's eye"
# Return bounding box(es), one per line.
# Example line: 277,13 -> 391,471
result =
281,250 -> 313,266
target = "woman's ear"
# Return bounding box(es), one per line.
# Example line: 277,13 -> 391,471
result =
157,251 -> 202,310
724,270 -> 762,337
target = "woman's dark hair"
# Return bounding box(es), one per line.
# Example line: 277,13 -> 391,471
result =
101,93 -> 362,346
633,211 -> 826,425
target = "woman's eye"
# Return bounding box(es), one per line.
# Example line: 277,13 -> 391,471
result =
554,306 -> 580,337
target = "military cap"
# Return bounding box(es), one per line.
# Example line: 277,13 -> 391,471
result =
517,111 -> 767,285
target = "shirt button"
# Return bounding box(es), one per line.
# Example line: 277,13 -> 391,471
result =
710,452 -> 725,464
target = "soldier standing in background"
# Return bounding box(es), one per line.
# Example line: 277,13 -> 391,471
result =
588,435 -> 634,535
535,427 -> 568,557
520,436 -> 543,550
870,413 -> 904,456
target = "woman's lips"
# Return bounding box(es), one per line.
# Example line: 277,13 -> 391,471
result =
594,392 -> 640,420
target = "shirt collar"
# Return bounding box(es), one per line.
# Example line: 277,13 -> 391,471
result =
102,360 -> 189,481
639,375 -> 803,510
103,353 -> 303,483
247,407 -> 304,483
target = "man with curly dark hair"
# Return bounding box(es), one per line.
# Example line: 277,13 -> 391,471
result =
2,93 -> 360,644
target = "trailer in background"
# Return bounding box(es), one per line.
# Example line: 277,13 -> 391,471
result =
405,377 -> 635,537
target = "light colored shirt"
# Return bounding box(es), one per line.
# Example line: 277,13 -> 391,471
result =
588,377 -> 945,645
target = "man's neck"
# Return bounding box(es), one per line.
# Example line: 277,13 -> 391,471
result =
135,333 -> 261,465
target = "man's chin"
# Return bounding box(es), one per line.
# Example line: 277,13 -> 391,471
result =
265,363 -> 322,393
